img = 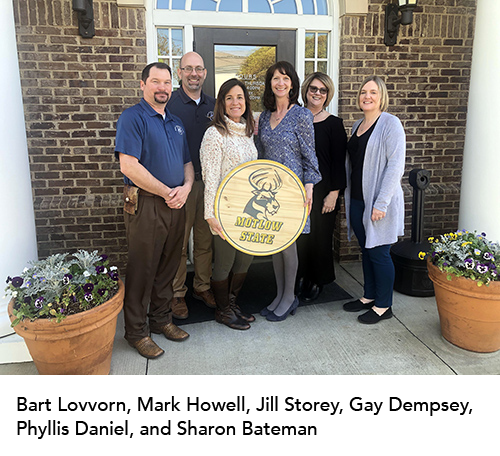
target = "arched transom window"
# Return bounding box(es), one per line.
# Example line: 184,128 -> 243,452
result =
157,0 -> 328,14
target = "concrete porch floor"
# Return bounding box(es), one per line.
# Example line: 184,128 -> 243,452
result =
1,261 -> 499,375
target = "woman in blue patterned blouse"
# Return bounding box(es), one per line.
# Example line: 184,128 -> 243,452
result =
255,61 -> 322,321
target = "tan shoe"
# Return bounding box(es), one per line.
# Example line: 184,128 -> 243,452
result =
171,296 -> 188,319
128,336 -> 164,359
151,323 -> 190,342
193,288 -> 216,308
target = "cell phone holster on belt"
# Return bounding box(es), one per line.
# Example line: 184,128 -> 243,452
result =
123,185 -> 139,215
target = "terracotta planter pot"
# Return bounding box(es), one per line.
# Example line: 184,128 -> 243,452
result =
427,261 -> 500,353
8,279 -> 124,374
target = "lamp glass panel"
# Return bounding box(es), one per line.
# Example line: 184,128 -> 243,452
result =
398,0 -> 417,6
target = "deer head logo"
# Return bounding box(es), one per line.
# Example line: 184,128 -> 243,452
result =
243,167 -> 283,220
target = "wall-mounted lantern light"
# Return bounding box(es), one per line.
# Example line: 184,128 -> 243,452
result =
384,0 -> 419,46
72,0 -> 95,38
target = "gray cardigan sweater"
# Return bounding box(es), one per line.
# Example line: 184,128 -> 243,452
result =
345,112 -> 406,249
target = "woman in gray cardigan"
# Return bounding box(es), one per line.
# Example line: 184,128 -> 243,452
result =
343,76 -> 405,324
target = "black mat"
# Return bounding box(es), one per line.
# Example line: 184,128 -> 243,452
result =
174,261 -> 352,326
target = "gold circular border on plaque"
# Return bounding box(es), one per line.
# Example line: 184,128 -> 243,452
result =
214,159 -> 307,256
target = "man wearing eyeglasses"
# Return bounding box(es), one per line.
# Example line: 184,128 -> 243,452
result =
167,52 -> 216,319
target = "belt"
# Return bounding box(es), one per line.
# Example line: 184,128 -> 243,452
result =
138,188 -> 158,198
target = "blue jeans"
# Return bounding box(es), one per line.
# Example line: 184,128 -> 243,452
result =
350,199 -> 394,308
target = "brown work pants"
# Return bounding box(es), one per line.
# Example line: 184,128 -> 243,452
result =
172,179 -> 213,296
123,193 -> 185,343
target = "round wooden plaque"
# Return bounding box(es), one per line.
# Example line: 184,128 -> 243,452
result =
214,159 -> 307,256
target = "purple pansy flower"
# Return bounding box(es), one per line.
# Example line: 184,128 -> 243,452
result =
11,277 -> 24,288
62,273 -> 73,285
34,297 -> 44,309
83,283 -> 94,293
97,288 -> 106,296
464,258 -> 474,269
477,264 -> 488,274
100,254 -> 108,261
109,271 -> 119,281
84,293 -> 93,303
95,265 -> 105,274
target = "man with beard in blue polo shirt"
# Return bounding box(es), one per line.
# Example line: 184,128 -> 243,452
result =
167,52 -> 216,319
115,62 -> 194,359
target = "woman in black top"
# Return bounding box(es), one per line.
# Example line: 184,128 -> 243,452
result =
297,72 -> 347,301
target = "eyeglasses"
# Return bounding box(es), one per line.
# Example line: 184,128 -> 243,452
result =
180,66 -> 205,74
308,85 -> 328,95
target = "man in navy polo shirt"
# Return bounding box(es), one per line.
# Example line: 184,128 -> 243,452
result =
116,62 -> 194,359
167,52 -> 216,319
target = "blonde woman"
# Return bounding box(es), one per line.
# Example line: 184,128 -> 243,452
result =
343,76 -> 406,324
296,72 -> 347,301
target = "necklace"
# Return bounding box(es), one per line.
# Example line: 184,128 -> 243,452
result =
313,109 -> 324,118
273,106 -> 290,122
273,111 -> 285,122
358,115 -> 380,135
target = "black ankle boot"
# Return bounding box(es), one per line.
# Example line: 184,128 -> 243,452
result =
302,284 -> 322,302
297,277 -> 312,298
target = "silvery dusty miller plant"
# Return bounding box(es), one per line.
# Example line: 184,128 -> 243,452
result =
420,230 -> 499,286
5,250 -> 119,326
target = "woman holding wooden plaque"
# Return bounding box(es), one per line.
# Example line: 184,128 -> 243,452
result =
200,78 -> 258,330
296,72 -> 347,302
256,61 -> 321,321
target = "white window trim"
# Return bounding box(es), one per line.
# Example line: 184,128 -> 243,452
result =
145,0 -> 340,114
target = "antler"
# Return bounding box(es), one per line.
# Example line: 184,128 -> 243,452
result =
248,168 -> 282,192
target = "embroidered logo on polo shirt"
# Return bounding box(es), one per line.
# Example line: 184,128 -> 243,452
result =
207,111 -> 214,121
174,125 -> 185,135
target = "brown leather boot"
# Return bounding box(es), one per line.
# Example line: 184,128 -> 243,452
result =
229,272 -> 255,322
151,322 -> 189,341
171,296 -> 188,319
212,278 -> 250,330
128,336 -> 164,359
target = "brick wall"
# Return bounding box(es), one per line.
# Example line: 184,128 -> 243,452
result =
336,0 -> 477,261
13,0 -> 147,270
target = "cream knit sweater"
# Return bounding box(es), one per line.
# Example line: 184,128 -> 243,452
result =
200,116 -> 258,221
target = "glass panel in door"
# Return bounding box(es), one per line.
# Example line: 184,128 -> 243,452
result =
214,45 -> 276,112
